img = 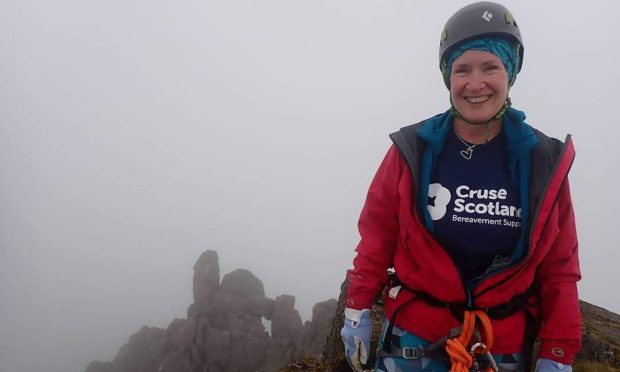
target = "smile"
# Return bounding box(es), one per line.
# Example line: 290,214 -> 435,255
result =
465,95 -> 491,104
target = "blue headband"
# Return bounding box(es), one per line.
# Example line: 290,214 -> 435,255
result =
445,37 -> 520,86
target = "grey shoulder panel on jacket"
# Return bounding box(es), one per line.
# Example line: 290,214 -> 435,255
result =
532,128 -> 567,162
530,129 -> 574,214
389,121 -> 427,181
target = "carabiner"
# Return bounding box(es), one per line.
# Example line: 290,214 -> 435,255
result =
469,342 -> 498,372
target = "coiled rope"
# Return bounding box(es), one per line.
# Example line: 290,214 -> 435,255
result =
445,310 -> 495,372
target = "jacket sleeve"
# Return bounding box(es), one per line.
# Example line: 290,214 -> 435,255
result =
344,144 -> 404,310
535,179 -> 582,364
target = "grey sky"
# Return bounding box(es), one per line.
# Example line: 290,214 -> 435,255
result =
1,1 -> 618,372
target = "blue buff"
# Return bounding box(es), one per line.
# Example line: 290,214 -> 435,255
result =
445,37 -> 520,85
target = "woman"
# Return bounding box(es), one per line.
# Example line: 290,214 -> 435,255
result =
340,2 -> 581,372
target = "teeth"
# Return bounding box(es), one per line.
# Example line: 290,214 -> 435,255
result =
466,95 -> 490,103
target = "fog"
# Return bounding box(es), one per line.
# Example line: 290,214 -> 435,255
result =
1,1 -> 618,371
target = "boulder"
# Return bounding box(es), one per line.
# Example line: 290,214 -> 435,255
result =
220,269 -> 265,299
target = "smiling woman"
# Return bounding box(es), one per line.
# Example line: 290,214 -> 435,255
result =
5,1 -> 617,372
340,2 -> 582,372
450,50 -> 509,128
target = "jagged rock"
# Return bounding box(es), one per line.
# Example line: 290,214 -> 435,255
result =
167,318 -> 197,351
250,295 -> 276,320
193,250 -> 220,314
578,301 -> 620,367
112,326 -> 167,372
155,319 -> 198,372
204,269 -> 271,370
157,349 -> 192,372
265,295 -> 305,370
303,299 -> 339,360
209,291 -> 248,329
84,251 -> 336,372
322,278 -> 352,370
205,326 -> 232,369
272,295 -> 304,343
228,319 -> 270,371
84,361 -> 115,372
194,314 -> 210,352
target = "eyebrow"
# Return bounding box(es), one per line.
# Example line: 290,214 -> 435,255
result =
452,59 -> 501,68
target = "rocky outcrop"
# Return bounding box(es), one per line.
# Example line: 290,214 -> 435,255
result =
302,299 -> 339,360
192,250 -> 219,314
579,300 -> 620,368
84,250 -> 337,372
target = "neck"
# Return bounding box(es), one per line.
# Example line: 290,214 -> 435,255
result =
453,118 -> 502,144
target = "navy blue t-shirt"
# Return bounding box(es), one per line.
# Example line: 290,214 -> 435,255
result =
428,129 -> 521,280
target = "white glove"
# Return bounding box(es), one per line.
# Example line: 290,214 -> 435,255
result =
535,358 -> 572,371
340,308 -> 371,372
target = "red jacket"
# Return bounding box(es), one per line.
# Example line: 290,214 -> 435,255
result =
345,122 -> 581,363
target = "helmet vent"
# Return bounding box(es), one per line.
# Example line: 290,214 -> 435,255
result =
505,11 -> 515,26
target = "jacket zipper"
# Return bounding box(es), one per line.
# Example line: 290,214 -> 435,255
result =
470,135 -> 574,300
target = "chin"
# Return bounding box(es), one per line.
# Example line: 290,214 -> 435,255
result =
456,104 -> 503,124
462,113 -> 495,123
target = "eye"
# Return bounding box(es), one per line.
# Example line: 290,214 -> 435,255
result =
452,66 -> 469,74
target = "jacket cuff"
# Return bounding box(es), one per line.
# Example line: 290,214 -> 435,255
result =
537,340 -> 577,365
344,291 -> 376,311
344,308 -> 370,323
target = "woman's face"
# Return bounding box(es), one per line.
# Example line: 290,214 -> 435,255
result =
450,50 -> 509,124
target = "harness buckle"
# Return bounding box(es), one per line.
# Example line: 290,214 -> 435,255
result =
401,346 -> 422,360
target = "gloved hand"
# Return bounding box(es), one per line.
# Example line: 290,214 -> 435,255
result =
535,358 -> 572,371
340,308 -> 371,372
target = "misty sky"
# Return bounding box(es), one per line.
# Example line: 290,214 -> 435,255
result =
2,1 -> 619,372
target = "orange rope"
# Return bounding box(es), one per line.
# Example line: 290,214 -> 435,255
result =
445,310 -> 494,372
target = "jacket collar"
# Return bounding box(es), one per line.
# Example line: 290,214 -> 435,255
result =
417,108 -> 539,167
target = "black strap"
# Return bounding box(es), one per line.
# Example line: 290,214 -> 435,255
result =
389,273 -> 537,320
522,310 -> 538,372
380,323 -> 463,361
381,297 -> 416,353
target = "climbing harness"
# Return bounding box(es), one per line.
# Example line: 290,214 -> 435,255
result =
379,273 -> 538,371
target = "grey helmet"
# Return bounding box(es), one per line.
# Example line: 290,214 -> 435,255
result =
439,1 -> 524,88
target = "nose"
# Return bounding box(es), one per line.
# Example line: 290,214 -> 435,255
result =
465,72 -> 486,91
466,78 -> 486,92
